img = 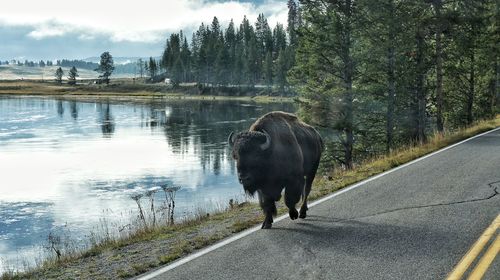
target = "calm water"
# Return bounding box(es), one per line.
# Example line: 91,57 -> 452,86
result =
0,96 -> 295,270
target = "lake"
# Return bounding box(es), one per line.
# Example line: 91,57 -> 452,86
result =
0,95 -> 295,271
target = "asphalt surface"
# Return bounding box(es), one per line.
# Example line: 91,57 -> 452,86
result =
141,128 -> 500,280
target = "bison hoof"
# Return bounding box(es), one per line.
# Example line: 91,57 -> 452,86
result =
289,209 -> 299,220
262,222 -> 272,229
299,210 -> 307,219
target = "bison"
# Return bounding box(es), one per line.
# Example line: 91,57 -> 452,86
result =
228,111 -> 323,229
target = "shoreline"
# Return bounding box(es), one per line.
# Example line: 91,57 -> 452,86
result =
0,80 -> 295,104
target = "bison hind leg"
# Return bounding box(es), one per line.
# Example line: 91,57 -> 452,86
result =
262,216 -> 273,229
299,205 -> 308,219
299,159 -> 320,219
285,177 -> 304,221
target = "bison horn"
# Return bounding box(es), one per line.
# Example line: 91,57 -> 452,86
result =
228,131 -> 235,147
260,130 -> 271,150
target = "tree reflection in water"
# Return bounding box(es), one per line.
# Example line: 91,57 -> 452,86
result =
50,98 -> 295,178
69,101 -> 78,120
138,100 -> 296,176
97,102 -> 115,137
57,100 -> 64,117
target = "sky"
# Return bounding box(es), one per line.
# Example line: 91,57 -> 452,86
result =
0,0 -> 288,61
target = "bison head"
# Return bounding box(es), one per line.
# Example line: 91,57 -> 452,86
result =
228,130 -> 271,195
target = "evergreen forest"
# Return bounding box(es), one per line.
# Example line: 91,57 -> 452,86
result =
158,0 -> 498,170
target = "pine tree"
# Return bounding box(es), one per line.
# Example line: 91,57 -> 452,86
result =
234,42 -> 245,86
256,14 -> 270,81
290,0 -> 362,169
215,38 -> 230,86
68,66 -> 78,85
443,1 -> 494,127
256,14 -> 268,51
361,0 -> 413,152
287,0 -> 298,47
171,57 -> 182,86
431,0 -> 445,132
273,23 -> 287,60
95,52 -> 115,84
180,37 -> 191,82
207,17 -> 222,85
481,0 -> 499,118
275,49 -> 287,92
264,52 -> 273,89
155,13 -> 293,89
225,19 -> 237,84
55,67 -> 64,83
137,58 -> 144,78
148,57 -> 158,78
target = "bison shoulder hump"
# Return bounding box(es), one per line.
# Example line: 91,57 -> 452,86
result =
250,111 -> 302,133
262,111 -> 298,122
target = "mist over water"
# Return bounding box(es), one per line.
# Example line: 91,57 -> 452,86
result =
0,96 -> 295,270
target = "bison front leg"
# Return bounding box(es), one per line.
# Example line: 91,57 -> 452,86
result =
285,177 -> 304,220
258,190 -> 277,229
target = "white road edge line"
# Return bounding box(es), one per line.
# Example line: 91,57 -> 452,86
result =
137,126 -> 500,280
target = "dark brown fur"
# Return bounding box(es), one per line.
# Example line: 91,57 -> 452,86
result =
230,111 -> 323,229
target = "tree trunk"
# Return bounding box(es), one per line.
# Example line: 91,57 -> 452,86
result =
494,54 -> 499,115
343,0 -> 354,169
491,0 -> 500,117
386,0 -> 396,153
345,78 -> 354,169
415,30 -> 427,143
433,0 -> 444,132
467,49 -> 475,125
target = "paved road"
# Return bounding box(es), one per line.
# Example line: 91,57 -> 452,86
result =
140,128 -> 500,280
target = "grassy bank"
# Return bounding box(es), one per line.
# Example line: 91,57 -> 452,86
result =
0,80 -> 294,103
2,115 -> 499,280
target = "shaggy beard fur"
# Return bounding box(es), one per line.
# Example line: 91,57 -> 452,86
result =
243,184 -> 258,196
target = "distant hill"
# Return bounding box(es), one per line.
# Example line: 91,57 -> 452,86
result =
82,56 -> 159,65
58,59 -> 139,74
0,65 -> 135,80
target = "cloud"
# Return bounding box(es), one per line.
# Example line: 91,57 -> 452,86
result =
0,0 -> 287,43
78,33 -> 96,41
0,1 -> 288,60
27,20 -> 77,40
0,24 -> 162,61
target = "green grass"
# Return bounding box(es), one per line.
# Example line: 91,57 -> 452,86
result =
1,115 -> 498,280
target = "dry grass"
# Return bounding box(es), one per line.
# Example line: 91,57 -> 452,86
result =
1,115 -> 498,280
0,202 -> 263,280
